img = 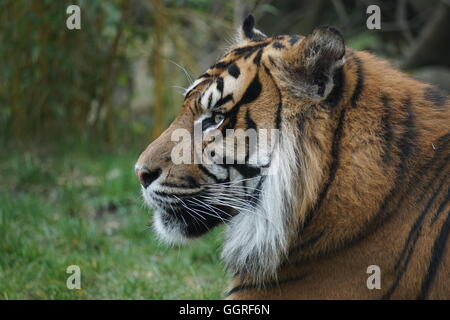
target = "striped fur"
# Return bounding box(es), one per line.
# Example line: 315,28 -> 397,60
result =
136,16 -> 450,299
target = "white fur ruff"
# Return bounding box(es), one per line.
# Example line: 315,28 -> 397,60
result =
221,129 -> 298,281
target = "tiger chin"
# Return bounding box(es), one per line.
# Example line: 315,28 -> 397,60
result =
135,15 -> 450,299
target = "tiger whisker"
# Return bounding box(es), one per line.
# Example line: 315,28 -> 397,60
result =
204,188 -> 270,201
204,197 -> 280,230
184,198 -> 231,225
171,85 -> 188,97
203,176 -> 260,186
186,196 -> 232,218
175,195 -> 232,224
205,186 -> 268,196
168,59 -> 194,85
167,200 -> 188,227
173,195 -> 207,220
203,191 -> 266,205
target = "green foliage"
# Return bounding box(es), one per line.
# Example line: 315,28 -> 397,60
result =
0,0 -> 213,142
0,143 -> 228,299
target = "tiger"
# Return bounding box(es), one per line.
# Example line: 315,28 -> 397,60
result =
135,14 -> 450,299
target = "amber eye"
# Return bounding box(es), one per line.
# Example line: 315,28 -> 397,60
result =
214,113 -> 225,125
202,113 -> 225,131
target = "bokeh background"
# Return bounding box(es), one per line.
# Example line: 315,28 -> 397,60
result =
1,0 -> 449,299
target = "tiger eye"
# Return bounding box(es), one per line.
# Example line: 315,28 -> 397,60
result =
214,114 -> 225,124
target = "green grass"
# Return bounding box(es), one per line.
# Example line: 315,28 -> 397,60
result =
0,141 -> 228,299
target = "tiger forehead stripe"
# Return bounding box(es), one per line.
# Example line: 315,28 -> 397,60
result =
216,77 -> 224,92
228,64 -> 240,78
200,81 -> 221,110
289,35 -> 301,45
184,78 -> 211,98
187,35 -> 300,105
198,74 -> 238,110
233,42 -> 269,55
272,42 -> 285,49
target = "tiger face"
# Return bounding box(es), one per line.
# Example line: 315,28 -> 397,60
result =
135,15 -> 345,278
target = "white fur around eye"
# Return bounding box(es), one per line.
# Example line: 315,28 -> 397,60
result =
200,87 -> 212,110
200,83 -> 224,110
223,76 -> 238,97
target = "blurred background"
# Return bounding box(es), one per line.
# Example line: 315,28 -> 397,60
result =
1,0 -> 449,299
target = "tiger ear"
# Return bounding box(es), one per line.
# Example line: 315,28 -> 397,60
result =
238,14 -> 267,42
284,26 -> 345,100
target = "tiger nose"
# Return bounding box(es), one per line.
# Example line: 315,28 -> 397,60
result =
135,166 -> 162,189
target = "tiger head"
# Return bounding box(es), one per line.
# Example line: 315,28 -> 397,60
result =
135,15 -> 345,280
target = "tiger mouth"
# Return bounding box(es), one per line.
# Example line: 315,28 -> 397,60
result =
146,189 -> 236,238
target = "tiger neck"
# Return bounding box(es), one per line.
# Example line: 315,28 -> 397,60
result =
286,51 -> 376,263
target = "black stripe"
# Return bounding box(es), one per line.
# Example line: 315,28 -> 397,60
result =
289,35 -> 300,45
225,74 -> 262,130
180,175 -> 200,188
160,180 -> 199,189
417,133 -> 450,202
372,96 -> 416,221
184,79 -> 211,99
243,119 -> 251,163
380,109 -> 450,300
198,164 -> 222,183
381,240 -> 415,299
214,94 -> 233,109
207,91 -> 213,108
397,97 -> 415,165
404,177 -> 447,266
227,64 -> 240,78
316,107 -> 347,208
262,64 -> 282,130
253,49 -> 263,65
227,274 -> 307,297
272,42 -> 284,49
417,209 -> 450,299
249,176 -> 265,207
424,86 -> 447,108
416,159 -> 449,206
235,74 -> 262,105
383,172 -> 448,299
186,105 -> 195,117
381,94 -> 394,166
431,187 -> 450,225
198,72 -> 211,79
232,42 -> 269,56
230,164 -> 261,179
268,56 -> 277,67
367,134 -> 449,238
296,133 -> 449,269
325,66 -> 345,108
350,55 -> 364,107
293,106 -> 347,248
297,111 -> 306,137
245,109 -> 257,130
154,190 -> 200,198
216,76 -> 224,93
210,60 -> 233,70
292,231 -> 324,253
379,94 -> 416,204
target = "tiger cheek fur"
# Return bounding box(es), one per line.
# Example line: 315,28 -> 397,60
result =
136,15 -> 450,299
